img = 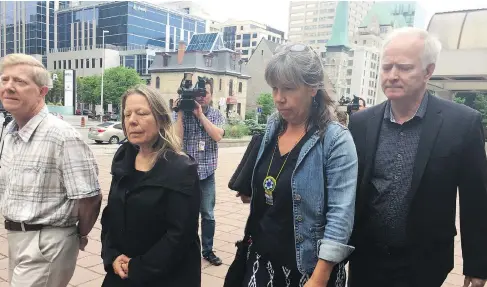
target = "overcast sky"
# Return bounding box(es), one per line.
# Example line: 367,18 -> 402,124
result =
160,0 -> 487,32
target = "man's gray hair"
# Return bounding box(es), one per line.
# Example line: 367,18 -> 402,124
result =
382,27 -> 442,69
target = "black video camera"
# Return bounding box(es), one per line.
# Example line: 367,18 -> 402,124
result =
173,73 -> 207,113
346,95 -> 360,116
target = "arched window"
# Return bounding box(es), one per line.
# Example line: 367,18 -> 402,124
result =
238,82 -> 243,93
155,76 -> 160,89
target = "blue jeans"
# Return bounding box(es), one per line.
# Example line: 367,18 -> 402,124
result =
200,173 -> 216,256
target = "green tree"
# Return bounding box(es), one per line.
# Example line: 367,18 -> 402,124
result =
46,71 -> 64,105
453,96 -> 465,105
77,75 -> 101,107
456,92 -> 487,125
474,93 -> 487,125
256,93 -> 275,123
103,67 -> 144,106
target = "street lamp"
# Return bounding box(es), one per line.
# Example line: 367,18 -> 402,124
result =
100,30 -> 109,122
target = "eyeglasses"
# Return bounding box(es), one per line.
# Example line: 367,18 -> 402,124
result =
274,44 -> 309,54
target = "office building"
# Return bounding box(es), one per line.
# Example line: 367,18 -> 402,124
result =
220,20 -> 285,61
162,1 -> 221,33
325,2 -> 407,105
48,1 -> 206,80
149,33 -> 250,118
0,1 -> 55,66
384,1 -> 428,28
288,1 -> 373,53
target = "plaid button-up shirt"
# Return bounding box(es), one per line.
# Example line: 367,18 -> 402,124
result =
0,106 -> 101,227
174,107 -> 225,180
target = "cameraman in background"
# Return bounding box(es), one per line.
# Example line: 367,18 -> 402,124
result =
173,77 -> 226,266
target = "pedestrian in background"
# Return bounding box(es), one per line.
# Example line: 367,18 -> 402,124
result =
173,78 -> 226,266
101,85 -> 201,286
0,54 -> 102,287
227,43 -> 358,287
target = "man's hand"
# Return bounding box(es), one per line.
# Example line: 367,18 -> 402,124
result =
236,192 -> 251,204
113,254 -> 131,279
79,235 -> 88,251
304,277 -> 328,287
464,277 -> 487,287
193,101 -> 204,120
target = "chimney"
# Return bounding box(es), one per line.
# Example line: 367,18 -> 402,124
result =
177,41 -> 186,65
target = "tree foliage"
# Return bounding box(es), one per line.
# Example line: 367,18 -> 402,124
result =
46,71 -> 64,105
455,92 -> 487,125
77,75 -> 101,106
103,67 -> 144,104
474,94 -> 487,125
76,67 -> 144,109
256,93 -> 275,123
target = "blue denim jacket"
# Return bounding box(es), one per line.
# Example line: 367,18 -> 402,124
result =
250,113 -> 358,274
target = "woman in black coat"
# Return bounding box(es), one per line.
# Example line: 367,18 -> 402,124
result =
101,85 -> 201,287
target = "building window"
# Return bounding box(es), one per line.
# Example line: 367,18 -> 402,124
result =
205,58 -> 212,67
252,41 -> 257,46
229,80 -> 234,96
237,103 -> 241,115
75,60 -> 79,69
54,61 -> 57,70
86,59 -> 90,68
236,43 -> 241,48
219,79 -> 222,91
63,60 -> 66,70
240,26 -> 243,30
238,82 -> 243,93
261,50 -> 264,56
100,58 -> 103,68
92,58 -> 96,69
237,35 -> 241,40
252,33 -> 257,38
68,60 -> 72,69
155,77 -> 160,89
81,60 -> 83,69
58,61 -> 61,69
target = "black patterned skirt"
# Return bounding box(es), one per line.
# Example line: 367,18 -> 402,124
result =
241,244 -> 346,287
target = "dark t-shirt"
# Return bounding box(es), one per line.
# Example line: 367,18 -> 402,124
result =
250,127 -> 316,268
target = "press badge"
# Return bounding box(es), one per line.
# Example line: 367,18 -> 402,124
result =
198,140 -> 206,151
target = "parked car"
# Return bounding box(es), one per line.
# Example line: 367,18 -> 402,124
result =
49,112 -> 64,120
88,122 -> 125,144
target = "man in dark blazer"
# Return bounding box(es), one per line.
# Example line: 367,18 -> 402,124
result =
348,27 -> 487,287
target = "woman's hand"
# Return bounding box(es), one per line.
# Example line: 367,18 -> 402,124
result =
113,254 -> 131,279
304,259 -> 333,287
304,277 -> 328,287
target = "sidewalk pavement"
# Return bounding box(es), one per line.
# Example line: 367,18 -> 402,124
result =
0,146 -> 466,286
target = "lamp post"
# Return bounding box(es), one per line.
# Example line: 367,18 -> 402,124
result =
100,30 -> 109,122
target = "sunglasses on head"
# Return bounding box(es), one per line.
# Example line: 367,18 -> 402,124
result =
275,44 -> 309,54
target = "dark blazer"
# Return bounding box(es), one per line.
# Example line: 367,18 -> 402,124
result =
348,93 -> 487,283
101,143 -> 201,287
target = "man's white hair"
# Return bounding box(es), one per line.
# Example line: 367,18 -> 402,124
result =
382,27 -> 442,69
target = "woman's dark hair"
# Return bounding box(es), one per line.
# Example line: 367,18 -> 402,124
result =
264,43 -> 337,136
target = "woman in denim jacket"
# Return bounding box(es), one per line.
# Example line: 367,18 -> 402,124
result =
240,43 -> 358,287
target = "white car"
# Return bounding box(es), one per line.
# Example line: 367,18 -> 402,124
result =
88,122 -> 126,144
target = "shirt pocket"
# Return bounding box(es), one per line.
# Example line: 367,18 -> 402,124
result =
20,165 -> 47,195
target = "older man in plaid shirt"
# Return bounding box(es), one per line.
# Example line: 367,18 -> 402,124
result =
0,54 -> 102,286
174,78 -> 225,266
